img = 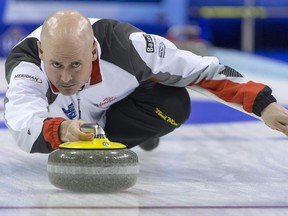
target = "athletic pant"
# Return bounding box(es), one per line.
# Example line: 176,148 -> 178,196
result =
104,81 -> 191,148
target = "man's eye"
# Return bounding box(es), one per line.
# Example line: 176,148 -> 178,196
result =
52,63 -> 62,68
72,62 -> 81,68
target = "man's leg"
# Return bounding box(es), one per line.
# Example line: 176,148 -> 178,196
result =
104,82 -> 191,149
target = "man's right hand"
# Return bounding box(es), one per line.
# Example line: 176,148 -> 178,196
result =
59,120 -> 94,143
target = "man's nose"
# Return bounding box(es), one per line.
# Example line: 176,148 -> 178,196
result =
61,70 -> 72,83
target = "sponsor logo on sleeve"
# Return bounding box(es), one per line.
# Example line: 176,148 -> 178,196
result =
14,74 -> 43,83
158,42 -> 166,58
143,34 -> 155,53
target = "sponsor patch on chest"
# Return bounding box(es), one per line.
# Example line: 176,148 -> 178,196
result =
62,103 -> 77,119
94,97 -> 118,107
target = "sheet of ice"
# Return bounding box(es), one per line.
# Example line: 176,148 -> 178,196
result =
1,48 -> 288,216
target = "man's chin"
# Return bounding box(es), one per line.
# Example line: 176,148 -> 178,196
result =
60,88 -> 78,96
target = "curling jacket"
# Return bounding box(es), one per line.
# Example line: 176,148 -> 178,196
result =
4,18 -> 276,153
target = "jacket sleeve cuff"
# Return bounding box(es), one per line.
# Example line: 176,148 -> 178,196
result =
43,117 -> 66,150
253,94 -> 277,116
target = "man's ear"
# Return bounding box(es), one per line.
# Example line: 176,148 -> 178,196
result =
37,41 -> 44,60
92,40 -> 97,61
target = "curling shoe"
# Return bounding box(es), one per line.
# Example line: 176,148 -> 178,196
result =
139,138 -> 159,151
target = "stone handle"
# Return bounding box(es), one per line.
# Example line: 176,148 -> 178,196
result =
80,123 -> 106,139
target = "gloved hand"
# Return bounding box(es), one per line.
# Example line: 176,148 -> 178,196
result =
59,120 -> 94,143
261,102 -> 288,136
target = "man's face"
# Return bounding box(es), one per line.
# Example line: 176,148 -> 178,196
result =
38,39 -> 96,96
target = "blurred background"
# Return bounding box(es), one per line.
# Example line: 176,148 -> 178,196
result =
1,0 -> 288,61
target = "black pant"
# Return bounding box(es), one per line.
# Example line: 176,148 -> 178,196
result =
104,81 -> 191,148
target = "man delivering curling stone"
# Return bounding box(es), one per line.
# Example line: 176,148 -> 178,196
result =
4,9 -> 288,153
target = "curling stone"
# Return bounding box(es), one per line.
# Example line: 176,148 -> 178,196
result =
47,123 -> 139,192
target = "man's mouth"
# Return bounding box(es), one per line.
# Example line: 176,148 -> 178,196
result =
60,84 -> 75,89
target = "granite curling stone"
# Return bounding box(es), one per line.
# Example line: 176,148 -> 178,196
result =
47,124 -> 139,192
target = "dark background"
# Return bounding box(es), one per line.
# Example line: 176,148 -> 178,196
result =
1,0 -> 288,62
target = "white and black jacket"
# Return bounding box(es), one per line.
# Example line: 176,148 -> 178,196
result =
4,18 -> 276,153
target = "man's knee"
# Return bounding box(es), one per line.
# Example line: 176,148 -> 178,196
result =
104,84 -> 191,147
153,85 -> 191,128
